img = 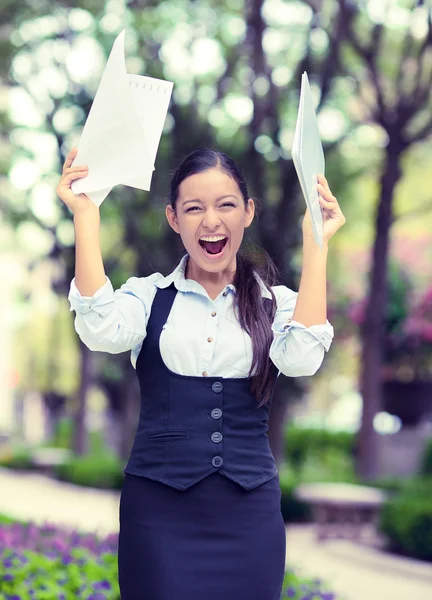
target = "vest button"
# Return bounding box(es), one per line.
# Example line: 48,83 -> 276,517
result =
211,408 -> 222,419
211,432 -> 223,443
211,381 -> 223,393
212,456 -> 223,468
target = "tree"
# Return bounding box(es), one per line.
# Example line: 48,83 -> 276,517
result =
338,0 -> 432,478
3,0 -> 362,462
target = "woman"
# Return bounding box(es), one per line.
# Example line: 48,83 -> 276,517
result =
57,146 -> 345,600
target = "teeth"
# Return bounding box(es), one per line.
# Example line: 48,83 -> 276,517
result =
199,235 -> 227,242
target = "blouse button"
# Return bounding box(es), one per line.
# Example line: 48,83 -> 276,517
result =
207,337 -> 213,343
211,311 -> 217,317
222,291 -> 228,297
202,371 -> 209,377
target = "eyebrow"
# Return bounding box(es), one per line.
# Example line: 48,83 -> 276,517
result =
182,195 -> 239,206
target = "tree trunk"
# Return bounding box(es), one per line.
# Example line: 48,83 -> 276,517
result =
119,376 -> 140,461
268,380 -> 290,465
356,140 -> 403,479
72,342 -> 92,456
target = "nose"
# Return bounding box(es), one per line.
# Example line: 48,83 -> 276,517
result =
202,208 -> 221,230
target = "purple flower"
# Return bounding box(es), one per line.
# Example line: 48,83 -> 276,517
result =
94,580 -> 111,590
285,587 -> 297,597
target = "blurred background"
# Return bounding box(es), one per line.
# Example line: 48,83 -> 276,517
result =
0,0 -> 431,599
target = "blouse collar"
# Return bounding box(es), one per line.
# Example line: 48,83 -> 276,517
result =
154,254 -> 272,299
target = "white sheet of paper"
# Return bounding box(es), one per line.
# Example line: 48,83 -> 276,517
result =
71,29 -> 174,206
291,72 -> 325,249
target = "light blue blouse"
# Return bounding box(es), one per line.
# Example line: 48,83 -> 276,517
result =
68,255 -> 334,378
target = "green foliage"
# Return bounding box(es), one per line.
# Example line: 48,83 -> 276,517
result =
44,418 -> 109,456
379,479 -> 432,562
0,514 -> 27,526
0,547 -> 120,599
279,426 -> 357,523
281,568 -> 338,599
279,468 -> 311,523
54,453 -> 124,490
41,418 -> 73,450
0,445 -> 34,471
365,476 -> 406,495
420,437 -> 432,476
278,451 -> 356,523
14,298 -> 80,396
284,425 -> 355,474
0,516 -> 340,600
44,418 -> 125,489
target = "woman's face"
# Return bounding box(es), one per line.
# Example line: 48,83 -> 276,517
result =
166,167 -> 255,275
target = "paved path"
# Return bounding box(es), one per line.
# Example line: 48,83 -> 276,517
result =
1,467 -> 431,600
286,525 -> 432,600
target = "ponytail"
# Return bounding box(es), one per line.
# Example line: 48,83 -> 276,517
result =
233,250 -> 279,407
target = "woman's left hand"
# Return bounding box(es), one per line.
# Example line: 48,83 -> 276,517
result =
302,174 -> 346,244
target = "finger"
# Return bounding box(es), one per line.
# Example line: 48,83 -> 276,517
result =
319,195 -> 338,208
64,166 -> 88,175
61,169 -> 88,184
317,175 -> 332,195
61,171 -> 88,185
318,184 -> 336,202
63,147 -> 79,171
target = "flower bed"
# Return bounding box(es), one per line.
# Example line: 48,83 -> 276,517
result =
0,520 -> 119,599
0,518 -> 339,599
281,571 -> 337,599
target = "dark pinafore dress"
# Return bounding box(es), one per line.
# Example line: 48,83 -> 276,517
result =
117,284 -> 286,600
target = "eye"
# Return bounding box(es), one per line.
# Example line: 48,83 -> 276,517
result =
186,206 -> 201,212
221,202 -> 235,208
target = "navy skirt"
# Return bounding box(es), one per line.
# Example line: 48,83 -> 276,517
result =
118,472 -> 286,600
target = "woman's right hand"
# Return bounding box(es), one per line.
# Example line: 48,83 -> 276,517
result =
56,147 -> 97,215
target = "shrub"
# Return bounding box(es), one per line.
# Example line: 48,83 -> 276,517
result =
0,445 -> 34,471
43,418 -> 109,456
420,437 -> 432,476
55,453 -> 124,490
284,426 -> 355,473
279,426 -> 358,524
279,468 -> 311,523
379,479 -> 432,561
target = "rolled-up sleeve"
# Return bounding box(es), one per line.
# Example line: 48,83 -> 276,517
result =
68,274 -> 160,357
269,285 -> 334,377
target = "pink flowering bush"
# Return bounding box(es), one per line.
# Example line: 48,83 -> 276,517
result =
335,260 -> 432,381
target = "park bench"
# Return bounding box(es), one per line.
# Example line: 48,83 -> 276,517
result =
294,482 -> 388,543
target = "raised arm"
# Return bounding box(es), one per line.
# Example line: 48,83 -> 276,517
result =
57,147 -> 150,358
56,147 -> 106,296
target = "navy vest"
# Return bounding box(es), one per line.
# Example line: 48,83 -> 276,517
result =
124,284 -> 279,491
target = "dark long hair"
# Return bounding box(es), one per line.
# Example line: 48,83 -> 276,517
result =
169,147 -> 280,407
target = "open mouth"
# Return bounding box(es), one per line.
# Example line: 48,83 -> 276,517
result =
198,235 -> 228,258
